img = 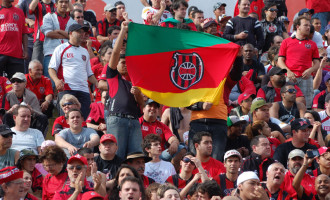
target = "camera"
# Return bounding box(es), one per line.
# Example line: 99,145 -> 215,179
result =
307,150 -> 320,158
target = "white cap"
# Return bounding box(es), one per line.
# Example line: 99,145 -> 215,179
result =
224,150 -> 242,161
237,171 -> 259,185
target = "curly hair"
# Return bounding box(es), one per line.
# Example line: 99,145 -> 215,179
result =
39,145 -> 67,164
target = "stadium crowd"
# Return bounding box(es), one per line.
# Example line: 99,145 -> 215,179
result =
0,0 -> 330,199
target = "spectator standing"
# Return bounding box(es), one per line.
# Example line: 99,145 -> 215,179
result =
141,0 -> 172,25
74,0 -> 97,35
0,0 -> 28,78
96,4 -> 121,44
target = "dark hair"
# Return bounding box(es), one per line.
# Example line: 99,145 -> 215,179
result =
311,17 -> 320,24
107,25 -> 121,35
310,25 -> 315,34
280,82 -> 295,94
114,1 -> 125,7
250,135 -> 267,148
243,43 -> 254,49
293,16 -> 310,31
267,45 -> 279,61
77,147 -> 93,155
172,0 -> 188,10
146,182 -> 161,199
70,8 -> 83,19
197,180 -> 221,198
98,42 -> 112,64
262,2 -> 277,19
65,108 -> 83,119
142,134 -> 162,155
192,131 -> 211,145
13,105 -> 32,116
192,10 -> 203,18
187,183 -> 200,197
157,183 -> 180,199
39,145 -> 67,164
305,110 -> 321,122
119,176 -> 143,193
184,152 -> 196,157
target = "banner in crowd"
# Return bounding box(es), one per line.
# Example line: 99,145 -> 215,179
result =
126,22 -> 240,107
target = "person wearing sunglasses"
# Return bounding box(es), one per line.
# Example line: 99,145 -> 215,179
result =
270,82 -> 306,125
260,3 -> 289,54
0,124 -> 20,169
52,154 -> 106,199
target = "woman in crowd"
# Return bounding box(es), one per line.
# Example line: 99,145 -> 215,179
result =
22,171 -> 39,200
39,145 -> 67,200
304,110 -> 326,147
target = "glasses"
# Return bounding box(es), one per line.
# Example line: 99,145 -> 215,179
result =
182,157 -> 195,166
43,163 -> 57,169
67,165 -> 84,170
285,88 -> 297,94
1,133 -> 13,138
268,8 -> 278,12
11,79 -> 24,83
75,16 -> 84,19
62,102 -> 75,107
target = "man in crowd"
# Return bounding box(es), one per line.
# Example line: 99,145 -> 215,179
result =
0,0 -> 28,78
74,0 -> 97,35
213,2 -> 226,24
213,150 -> 241,198
48,23 -> 98,120
0,124 -> 19,169
115,1 -> 126,22
142,0 -> 172,25
25,60 -> 54,118
0,166 -> 25,199
236,171 -> 268,200
278,16 -> 320,109
96,4 -> 121,44
94,134 -> 122,180
274,118 -> 318,167
318,93 -> 330,135
313,147 -> 330,177
192,10 -> 204,27
119,177 -> 143,200
196,180 -> 222,200
241,135 -> 274,181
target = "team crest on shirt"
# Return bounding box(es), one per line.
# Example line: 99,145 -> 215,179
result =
254,6 -> 258,11
305,43 -> 311,49
170,52 -> 204,90
267,24 -> 277,33
82,55 -> 86,61
67,53 -> 74,58
142,125 -> 148,131
13,13 -> 19,21
39,87 -> 45,94
156,127 -> 162,135
0,15 -> 4,19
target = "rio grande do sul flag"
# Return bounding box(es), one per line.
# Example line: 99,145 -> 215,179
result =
126,23 -> 240,107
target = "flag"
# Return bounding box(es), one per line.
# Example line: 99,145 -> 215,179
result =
126,23 -> 240,107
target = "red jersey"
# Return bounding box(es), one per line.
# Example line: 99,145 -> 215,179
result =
90,57 -> 100,66
234,0 -> 264,20
86,101 -> 105,124
213,173 -> 237,197
42,170 -> 68,200
0,77 -> 11,106
142,174 -> 155,188
52,116 -> 87,136
166,174 -> 193,191
281,170 -> 316,199
97,18 -> 121,36
193,157 -> 226,178
25,74 -> 53,102
139,117 -> 175,151
268,137 -> 281,158
91,62 -> 104,102
257,82 -> 304,102
31,168 -> 43,193
278,37 -> 319,77
0,5 -> 29,58
25,193 -> 39,200
53,182 -> 93,200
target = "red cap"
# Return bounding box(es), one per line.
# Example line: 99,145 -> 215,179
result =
68,154 -> 88,166
81,191 -> 104,200
0,166 -> 23,184
238,92 -> 254,105
318,147 -> 330,156
100,134 -> 117,144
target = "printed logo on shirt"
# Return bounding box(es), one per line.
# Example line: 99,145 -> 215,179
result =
254,6 -> 258,11
0,14 -> 4,19
156,127 -> 162,135
39,87 -> 45,94
82,55 -> 86,61
323,126 -> 330,131
0,23 -> 19,32
142,125 -> 148,131
67,53 -> 74,58
267,24 -> 277,33
13,13 -> 19,21
305,43 -> 311,49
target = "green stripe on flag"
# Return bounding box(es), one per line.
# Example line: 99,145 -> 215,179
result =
126,23 -> 231,56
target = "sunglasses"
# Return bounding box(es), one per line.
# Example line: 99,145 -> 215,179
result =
11,79 -> 24,83
182,157 -> 195,166
62,102 -> 75,107
268,8 -> 278,12
285,88 -> 297,94
1,133 -> 13,138
67,165 -> 84,170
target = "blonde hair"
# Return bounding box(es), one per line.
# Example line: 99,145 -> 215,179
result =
59,94 -> 81,109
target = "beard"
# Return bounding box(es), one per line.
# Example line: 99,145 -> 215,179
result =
290,164 -> 302,174
275,78 -> 286,87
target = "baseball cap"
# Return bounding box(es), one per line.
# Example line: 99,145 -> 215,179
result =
268,66 -> 287,76
188,6 -> 198,15
298,8 -> 314,16
219,14 -> 231,23
202,18 -> 217,29
250,97 -> 272,113
318,147 -> 330,156
123,152 -> 152,164
68,24 -> 90,33
291,118 -> 313,131
0,124 -> 15,136
213,2 -> 226,11
288,149 -> 305,159
67,154 -> 88,166
146,99 -> 160,107
81,191 -> 104,200
325,24 -> 330,31
278,16 -> 290,23
11,72 -> 26,82
0,166 -> 23,184
238,92 -> 254,105
224,150 -> 242,161
324,72 -> 330,83
16,149 -> 38,169
104,4 -> 116,12
237,171 -> 259,185
227,115 -> 247,127
100,134 -> 117,144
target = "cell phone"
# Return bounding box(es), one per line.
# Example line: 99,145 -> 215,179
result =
243,30 -> 249,34
307,150 -> 320,158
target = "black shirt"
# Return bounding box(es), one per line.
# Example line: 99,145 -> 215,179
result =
225,135 -> 251,154
84,10 -> 97,26
94,155 -> 122,180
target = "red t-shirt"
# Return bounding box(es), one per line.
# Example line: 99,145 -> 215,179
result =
52,181 -> 93,200
278,37 -> 319,77
139,117 -> 174,151
193,157 -> 226,178
25,74 -> 53,102
268,137 -> 281,158
52,116 -> 87,136
213,173 -> 236,197
0,5 -> 29,58
86,101 -> 105,124
0,77 -> 12,106
91,62 -> 104,102
97,18 -> 121,36
281,170 -> 316,199
257,82 -> 304,102
56,12 -> 70,31
42,170 -> 68,200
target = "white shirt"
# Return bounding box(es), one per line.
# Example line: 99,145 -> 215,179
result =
48,42 -> 93,93
141,7 -> 172,25
11,127 -> 44,154
144,160 -> 176,184
318,110 -> 330,134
